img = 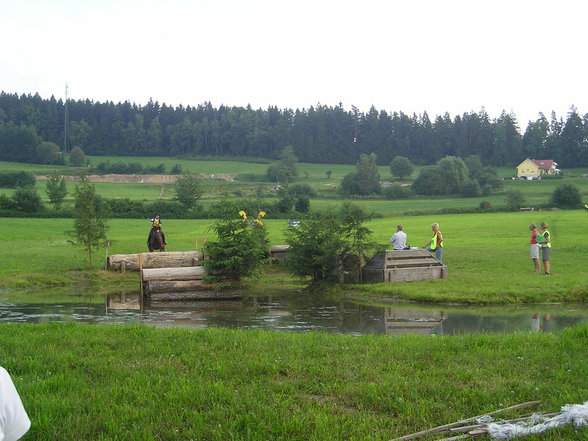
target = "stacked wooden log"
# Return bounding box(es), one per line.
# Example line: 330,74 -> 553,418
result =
107,251 -> 202,271
140,266 -> 241,301
269,245 -> 290,262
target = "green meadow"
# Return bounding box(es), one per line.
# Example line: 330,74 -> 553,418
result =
2,156 -> 587,302
2,211 -> 587,305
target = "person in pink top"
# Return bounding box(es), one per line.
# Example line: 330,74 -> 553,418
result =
529,223 -> 540,273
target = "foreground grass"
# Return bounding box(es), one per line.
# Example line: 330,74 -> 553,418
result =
1,323 -> 587,441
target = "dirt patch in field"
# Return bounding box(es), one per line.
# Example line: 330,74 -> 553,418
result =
36,174 -> 236,183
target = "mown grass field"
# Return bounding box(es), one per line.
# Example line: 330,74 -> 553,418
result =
2,211 -> 587,305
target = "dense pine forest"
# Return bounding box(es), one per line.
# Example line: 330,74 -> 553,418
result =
0,91 -> 586,167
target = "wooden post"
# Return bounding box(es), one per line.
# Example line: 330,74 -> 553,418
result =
138,253 -> 144,302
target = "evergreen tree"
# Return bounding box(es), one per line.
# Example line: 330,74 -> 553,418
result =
285,204 -> 374,283
521,113 -> 549,159
2,91 -> 588,167
559,108 -> 586,167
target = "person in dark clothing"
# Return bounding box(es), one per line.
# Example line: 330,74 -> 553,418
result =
148,213 -> 167,245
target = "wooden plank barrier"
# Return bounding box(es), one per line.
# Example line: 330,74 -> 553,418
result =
362,249 -> 447,283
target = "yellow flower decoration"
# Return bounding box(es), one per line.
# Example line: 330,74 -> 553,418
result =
238,210 -> 247,220
258,211 -> 266,218
254,218 -> 264,226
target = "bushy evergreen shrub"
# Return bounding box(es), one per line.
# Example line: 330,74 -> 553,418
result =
203,207 -> 269,282
285,203 -> 375,283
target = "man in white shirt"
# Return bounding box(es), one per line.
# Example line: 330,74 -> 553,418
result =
390,224 -> 408,250
0,366 -> 30,441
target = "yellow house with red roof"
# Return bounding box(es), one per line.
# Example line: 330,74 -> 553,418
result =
516,158 -> 559,180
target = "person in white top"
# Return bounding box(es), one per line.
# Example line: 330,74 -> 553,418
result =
390,224 -> 408,250
0,366 -> 30,441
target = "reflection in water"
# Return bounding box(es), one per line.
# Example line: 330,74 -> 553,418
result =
530,313 -> 551,333
384,308 -> 447,336
1,290 -> 587,336
107,292 -> 142,312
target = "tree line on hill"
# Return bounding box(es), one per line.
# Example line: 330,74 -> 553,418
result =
1,91 -> 587,167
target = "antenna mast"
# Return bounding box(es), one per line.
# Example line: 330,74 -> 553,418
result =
64,83 -> 69,152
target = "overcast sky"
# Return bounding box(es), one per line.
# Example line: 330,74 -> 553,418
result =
1,0 -> 585,129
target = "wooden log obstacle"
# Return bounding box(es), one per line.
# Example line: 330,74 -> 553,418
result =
141,266 -> 241,301
269,245 -> 290,262
106,251 -> 240,301
106,251 -> 202,271
361,249 -> 447,283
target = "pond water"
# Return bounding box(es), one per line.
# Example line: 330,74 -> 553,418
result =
1,290 -> 587,336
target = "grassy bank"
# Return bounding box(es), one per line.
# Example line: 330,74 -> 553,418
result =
1,323 -> 587,441
2,211 -> 587,304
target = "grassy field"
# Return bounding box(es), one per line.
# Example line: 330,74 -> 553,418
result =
2,158 -> 588,441
2,211 -> 587,305
3,158 -> 588,217
1,322 -> 586,441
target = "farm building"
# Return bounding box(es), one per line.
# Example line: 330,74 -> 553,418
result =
515,158 -> 559,180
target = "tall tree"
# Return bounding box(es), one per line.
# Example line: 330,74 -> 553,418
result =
559,107 -> 587,167
355,153 -> 381,195
521,113 -> 549,159
267,146 -> 299,184
174,173 -> 203,210
45,172 -> 68,210
69,146 -> 86,167
436,156 -> 469,194
67,176 -> 109,267
493,112 -> 522,166
389,156 -> 414,179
